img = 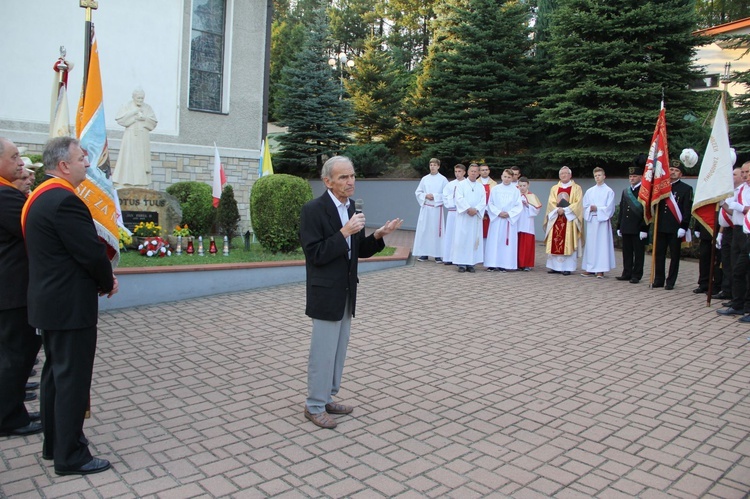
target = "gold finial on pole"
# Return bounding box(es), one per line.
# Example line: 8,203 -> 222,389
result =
80,0 -> 98,21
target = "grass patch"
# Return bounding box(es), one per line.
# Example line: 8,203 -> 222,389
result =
118,239 -> 396,268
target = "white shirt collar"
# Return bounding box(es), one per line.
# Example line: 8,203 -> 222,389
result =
327,190 -> 350,211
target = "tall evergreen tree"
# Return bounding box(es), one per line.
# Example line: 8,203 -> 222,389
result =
383,0 -> 439,70
328,0 -> 379,54
345,35 -> 407,145
406,0 -> 535,168
275,9 -> 354,176
535,0 -> 703,176
727,36 -> 750,164
695,0 -> 750,29
270,20 -> 306,121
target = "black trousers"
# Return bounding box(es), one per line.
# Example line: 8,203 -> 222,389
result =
720,226 -> 734,296
620,232 -> 645,280
0,307 -> 41,431
654,231 -> 682,286
730,230 -> 750,312
697,238 -> 722,291
41,326 -> 97,471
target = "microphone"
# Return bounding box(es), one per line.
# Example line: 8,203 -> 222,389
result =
354,199 -> 364,214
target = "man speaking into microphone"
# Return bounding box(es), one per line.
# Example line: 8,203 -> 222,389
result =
300,156 -> 402,429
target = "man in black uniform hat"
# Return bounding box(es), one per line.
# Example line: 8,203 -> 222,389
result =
616,155 -> 649,283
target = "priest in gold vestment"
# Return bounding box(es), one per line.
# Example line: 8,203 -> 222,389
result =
543,166 -> 584,275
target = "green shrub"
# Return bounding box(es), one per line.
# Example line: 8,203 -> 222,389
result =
341,143 -> 397,177
250,174 -> 312,253
28,154 -> 45,190
217,185 -> 241,243
165,181 -> 216,236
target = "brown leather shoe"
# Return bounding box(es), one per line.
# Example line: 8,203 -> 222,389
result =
325,402 -> 353,415
304,408 -> 337,429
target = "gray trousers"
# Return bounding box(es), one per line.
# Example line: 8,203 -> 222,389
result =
306,301 -> 352,414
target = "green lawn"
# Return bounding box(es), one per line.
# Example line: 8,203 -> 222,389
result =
118,239 -> 396,268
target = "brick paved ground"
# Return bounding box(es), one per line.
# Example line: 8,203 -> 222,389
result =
2,232 -> 750,498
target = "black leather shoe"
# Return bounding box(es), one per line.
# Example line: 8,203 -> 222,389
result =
457,266 -> 466,273
0,422 -> 42,436
615,276 -> 631,281
717,307 -> 745,316
665,284 -> 674,290
713,292 -> 731,300
26,381 -> 39,390
25,392 -> 37,402
466,266 -> 475,273
652,282 -> 664,288
547,270 -> 560,274
55,457 -> 111,476
722,301 -> 733,307
693,287 -> 707,294
562,271 -> 571,276
629,278 -> 640,284
28,411 -> 40,422
738,315 -> 750,323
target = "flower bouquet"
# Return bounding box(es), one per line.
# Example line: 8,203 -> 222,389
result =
133,221 -> 162,237
138,236 -> 172,257
118,227 -> 133,251
172,224 -> 190,237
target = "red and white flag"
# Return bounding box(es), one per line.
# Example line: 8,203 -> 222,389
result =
692,95 -> 734,236
638,105 -> 672,224
212,142 -> 227,208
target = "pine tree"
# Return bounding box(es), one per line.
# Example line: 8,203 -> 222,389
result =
695,0 -> 750,29
216,185 -> 241,243
270,20 -> 306,121
382,0 -> 439,70
346,35 -> 407,145
406,0 -> 535,168
729,54 -> 750,164
535,0 -> 703,176
275,8 -> 354,176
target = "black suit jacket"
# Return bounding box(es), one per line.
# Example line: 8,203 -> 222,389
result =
617,185 -> 648,235
0,185 -> 29,310
657,180 -> 693,234
25,180 -> 114,330
300,192 -> 385,321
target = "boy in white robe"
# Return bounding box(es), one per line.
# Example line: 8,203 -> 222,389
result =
581,167 -> 616,277
451,164 -> 486,273
517,177 -> 541,270
413,158 -> 449,262
485,170 -> 523,271
441,164 -> 466,265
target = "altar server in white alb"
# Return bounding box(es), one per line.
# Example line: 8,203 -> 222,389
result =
451,164 -> 486,273
581,167 -> 616,278
517,177 -> 542,271
413,158 -> 448,262
441,164 -> 466,265
484,169 -> 523,272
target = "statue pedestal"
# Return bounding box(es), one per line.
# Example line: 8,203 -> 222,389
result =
118,188 -> 182,236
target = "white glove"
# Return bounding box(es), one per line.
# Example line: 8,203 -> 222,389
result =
694,231 -> 700,239
617,230 -> 622,237
677,228 -> 686,238
639,231 -> 647,240
717,232 -> 723,249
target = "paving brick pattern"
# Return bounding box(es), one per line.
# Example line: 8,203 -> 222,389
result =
2,232 -> 750,498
